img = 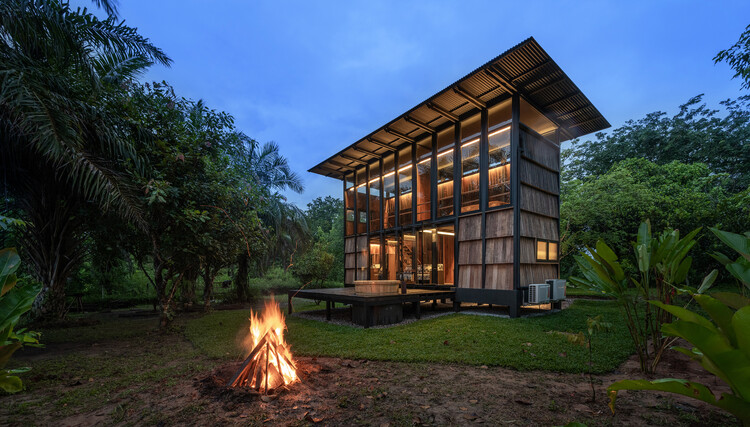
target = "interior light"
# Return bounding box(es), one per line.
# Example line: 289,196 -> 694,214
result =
488,126 -> 510,138
437,231 -> 455,236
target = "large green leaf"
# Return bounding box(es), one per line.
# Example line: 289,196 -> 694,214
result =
713,292 -> 750,310
698,269 -> 718,294
649,300 -> 716,332
0,343 -> 21,369
734,306 -> 750,361
726,260 -> 750,288
694,294 -> 738,346
0,248 -> 20,297
608,379 -> 750,423
0,373 -> 23,393
0,283 -> 40,338
711,228 -> 750,260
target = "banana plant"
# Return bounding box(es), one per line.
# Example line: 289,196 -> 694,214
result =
608,229 -> 750,426
0,247 -> 41,393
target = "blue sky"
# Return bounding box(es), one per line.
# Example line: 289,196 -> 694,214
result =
87,1 -> 749,207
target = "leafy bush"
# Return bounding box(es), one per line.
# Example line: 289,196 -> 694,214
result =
0,248 -> 41,393
569,221 -> 702,374
608,228 -> 750,425
290,242 -> 335,288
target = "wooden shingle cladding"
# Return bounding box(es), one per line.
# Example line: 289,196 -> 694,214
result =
313,38 -> 607,316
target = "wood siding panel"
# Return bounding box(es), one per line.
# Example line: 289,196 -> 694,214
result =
520,264 -> 558,287
520,159 -> 558,195
485,264 -> 513,290
519,212 -> 559,240
521,131 -> 559,171
520,185 -> 558,218
345,237 -> 356,254
345,253 -> 356,269
519,237 -> 537,263
485,209 -> 513,238
356,236 -> 368,280
485,237 -> 513,264
459,214 -> 482,241
458,265 -> 482,289
458,240 -> 482,265
345,270 -> 355,284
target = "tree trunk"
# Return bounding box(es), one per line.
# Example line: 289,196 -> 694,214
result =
235,253 -> 249,303
202,266 -> 215,312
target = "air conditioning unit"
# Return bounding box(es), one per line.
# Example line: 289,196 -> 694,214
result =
527,283 -> 551,304
546,279 -> 566,301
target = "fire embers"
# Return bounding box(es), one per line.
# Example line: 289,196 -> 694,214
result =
227,300 -> 298,394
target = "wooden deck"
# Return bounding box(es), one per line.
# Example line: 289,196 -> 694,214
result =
287,287 -> 456,328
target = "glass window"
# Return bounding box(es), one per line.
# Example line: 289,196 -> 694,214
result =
356,168 -> 367,234
536,240 -> 559,262
436,129 -> 454,217
436,225 -> 455,285
398,147 -> 413,226
344,174 -> 355,236
520,98 -> 558,140
382,234 -> 398,280
383,155 -> 396,229
416,138 -> 432,222
488,101 -> 511,208
417,229 -> 434,283
460,114 -> 481,213
369,236 -> 381,279
368,161 -> 381,232
400,232 -> 416,284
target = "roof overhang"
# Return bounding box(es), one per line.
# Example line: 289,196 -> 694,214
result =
310,37 -> 610,179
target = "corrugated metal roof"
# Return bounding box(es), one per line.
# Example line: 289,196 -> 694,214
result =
310,37 -> 609,179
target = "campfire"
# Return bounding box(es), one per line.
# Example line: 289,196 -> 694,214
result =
227,299 -> 298,394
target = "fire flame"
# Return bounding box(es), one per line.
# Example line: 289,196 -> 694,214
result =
233,299 -> 298,391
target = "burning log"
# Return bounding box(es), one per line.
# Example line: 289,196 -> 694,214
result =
227,300 -> 298,394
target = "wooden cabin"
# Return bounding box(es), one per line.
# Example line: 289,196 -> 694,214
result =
309,38 -> 609,316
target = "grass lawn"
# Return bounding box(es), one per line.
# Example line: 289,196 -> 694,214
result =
185,299 -> 632,374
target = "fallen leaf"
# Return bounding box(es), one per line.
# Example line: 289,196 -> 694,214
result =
524,342 -> 532,347
421,405 -> 431,409
460,407 -> 468,411
469,399 -> 478,404
558,352 -> 567,358
443,340 -> 450,346
479,365 -> 488,369
514,399 -> 532,405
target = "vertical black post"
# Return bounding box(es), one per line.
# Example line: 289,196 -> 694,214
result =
394,150 -> 399,230
555,128 -> 561,281
511,93 -> 521,316
452,122 -> 460,219
480,108 -> 488,289
412,141 -> 417,223
353,169 -> 358,279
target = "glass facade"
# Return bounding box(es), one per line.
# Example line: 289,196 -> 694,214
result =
400,232 -> 416,284
344,174 -> 354,236
382,234 -> 398,280
369,236 -> 381,279
460,114 -> 481,213
356,169 -> 367,234
368,161 -> 381,232
436,128 -> 454,218
416,137 -> 431,222
383,155 -> 396,229
398,147 -> 413,226
488,100 -> 512,208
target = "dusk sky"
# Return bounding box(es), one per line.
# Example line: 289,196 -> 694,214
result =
83,1 -> 749,208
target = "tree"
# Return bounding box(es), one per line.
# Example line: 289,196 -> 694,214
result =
715,24 -> 750,90
560,159 -> 747,281
290,240 -> 335,288
562,95 -> 750,191
0,0 -> 170,318
118,82 -> 264,327
305,197 -> 344,282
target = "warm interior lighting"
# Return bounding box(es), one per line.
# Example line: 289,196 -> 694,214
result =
537,241 -> 547,260
488,126 -> 510,138
370,243 -> 380,248
437,231 -> 455,236
548,242 -> 558,261
423,229 -> 433,233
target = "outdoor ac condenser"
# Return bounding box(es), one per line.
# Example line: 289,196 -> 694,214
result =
527,283 -> 551,304
546,279 -> 566,301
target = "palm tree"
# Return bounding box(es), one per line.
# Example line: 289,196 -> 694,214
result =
0,0 -> 171,318
233,141 -> 308,300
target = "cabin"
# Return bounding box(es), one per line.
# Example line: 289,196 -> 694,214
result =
309,38 -> 609,317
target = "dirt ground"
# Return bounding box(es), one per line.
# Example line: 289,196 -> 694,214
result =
2,325 -> 738,427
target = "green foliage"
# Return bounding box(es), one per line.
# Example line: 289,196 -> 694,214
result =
569,221 -> 700,373
562,95 -> 750,191
306,197 -> 345,282
715,24 -> 750,90
290,241 -> 335,287
560,158 -> 747,281
709,228 -> 750,294
608,228 -> 750,425
0,248 -> 41,393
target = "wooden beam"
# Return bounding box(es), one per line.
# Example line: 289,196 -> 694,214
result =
366,137 -> 396,151
349,146 -> 377,157
557,104 -> 591,120
327,159 -> 354,170
452,85 -> 485,109
426,102 -> 458,122
339,153 -> 367,165
567,116 -> 602,129
404,115 -> 435,133
384,127 -> 415,143
484,67 -> 516,94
